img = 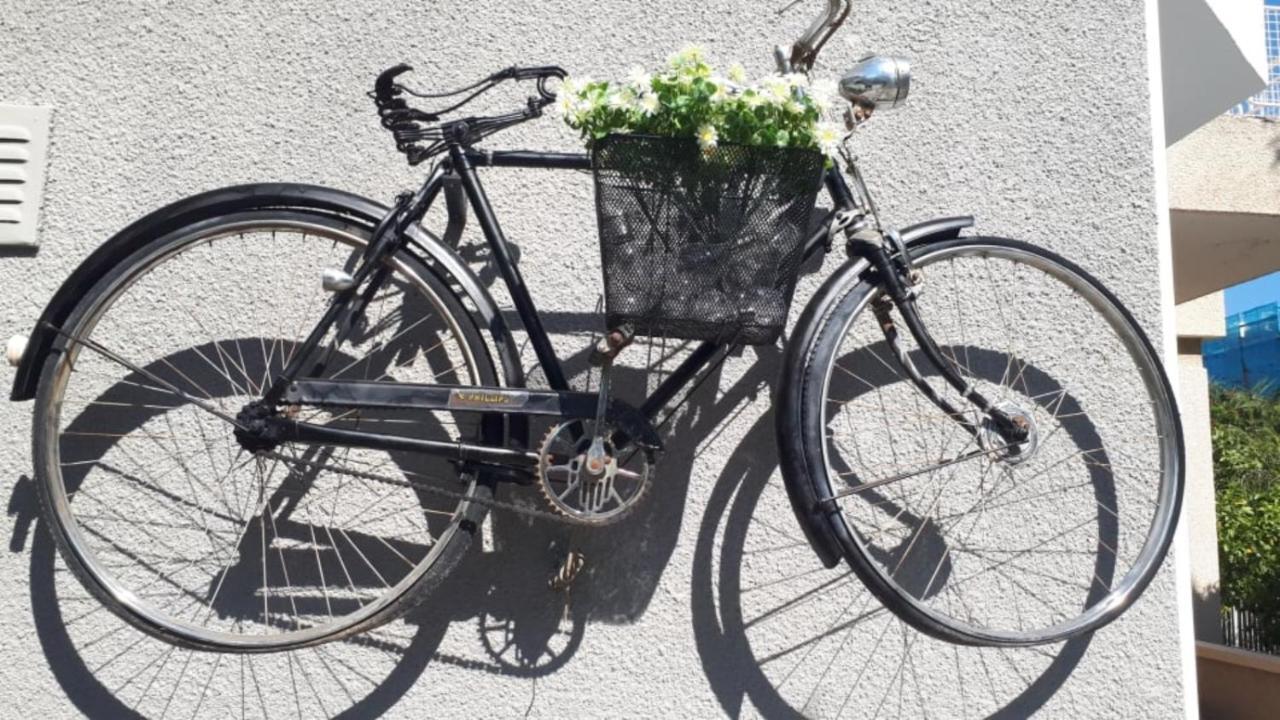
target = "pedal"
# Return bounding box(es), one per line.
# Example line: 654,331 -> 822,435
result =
549,550 -> 586,592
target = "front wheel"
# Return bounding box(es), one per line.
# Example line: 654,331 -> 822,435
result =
783,236 -> 1184,646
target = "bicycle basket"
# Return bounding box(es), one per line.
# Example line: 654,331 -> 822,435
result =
592,134 -> 825,345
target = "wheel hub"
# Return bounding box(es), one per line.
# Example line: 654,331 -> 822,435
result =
980,403 -> 1039,466
234,401 -> 283,453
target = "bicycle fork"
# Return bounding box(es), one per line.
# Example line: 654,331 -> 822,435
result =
848,233 -> 1029,446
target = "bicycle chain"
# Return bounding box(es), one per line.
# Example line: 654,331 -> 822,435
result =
258,450 -> 583,525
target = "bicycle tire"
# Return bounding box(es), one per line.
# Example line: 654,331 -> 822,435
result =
783,235 -> 1184,646
33,207 -> 501,652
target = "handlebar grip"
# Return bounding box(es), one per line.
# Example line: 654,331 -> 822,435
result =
510,65 -> 568,81
375,64 -> 414,99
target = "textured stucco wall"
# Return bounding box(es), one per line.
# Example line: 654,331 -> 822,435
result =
0,1 -> 1183,717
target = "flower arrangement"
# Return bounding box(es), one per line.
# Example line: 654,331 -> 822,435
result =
558,45 -> 843,157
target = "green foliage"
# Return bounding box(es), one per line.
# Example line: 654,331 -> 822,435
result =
1211,384 -> 1280,645
557,45 -> 843,155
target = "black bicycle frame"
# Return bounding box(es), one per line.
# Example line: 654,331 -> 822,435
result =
254,134 -> 1012,477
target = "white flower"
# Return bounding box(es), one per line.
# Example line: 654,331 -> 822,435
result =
742,91 -> 766,109
608,86 -> 637,110
556,76 -> 592,118
727,63 -> 748,85
809,78 -> 838,110
814,121 -> 843,156
709,76 -> 730,103
556,92 -> 576,117
638,92 -> 661,115
696,123 -> 719,151
577,92 -> 602,117
762,76 -> 793,104
626,65 -> 653,91
785,98 -> 806,115
561,75 -> 589,97
783,72 -> 810,90
668,44 -> 707,71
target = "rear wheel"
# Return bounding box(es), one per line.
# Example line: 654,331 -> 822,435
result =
791,236 -> 1183,646
34,209 -> 499,652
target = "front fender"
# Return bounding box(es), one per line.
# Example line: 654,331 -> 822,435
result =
775,214 -> 976,567
11,183 -> 522,401
900,215 -> 973,245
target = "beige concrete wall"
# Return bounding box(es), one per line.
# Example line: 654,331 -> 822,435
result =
1168,116 -> 1280,302
1177,337 -> 1225,643
1197,642 -> 1280,718
1169,116 -> 1280,216
1174,292 -> 1224,642
1179,291 -> 1228,338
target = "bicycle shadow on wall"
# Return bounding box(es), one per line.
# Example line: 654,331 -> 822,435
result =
8,283 -> 1116,716
4,304 -> 772,717
691,341 -> 1118,718
9,330 -> 479,718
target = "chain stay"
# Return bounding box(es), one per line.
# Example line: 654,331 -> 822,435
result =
258,451 -> 589,525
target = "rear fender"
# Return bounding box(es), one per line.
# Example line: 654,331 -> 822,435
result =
10,183 -> 523,401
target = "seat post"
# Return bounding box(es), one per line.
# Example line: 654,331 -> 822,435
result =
447,143 -> 570,391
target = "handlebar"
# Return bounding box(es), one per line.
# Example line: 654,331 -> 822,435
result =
372,64 -> 568,165
374,64 -> 566,111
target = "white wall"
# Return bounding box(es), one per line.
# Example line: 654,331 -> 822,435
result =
0,1 -> 1184,717
1159,0 -> 1265,144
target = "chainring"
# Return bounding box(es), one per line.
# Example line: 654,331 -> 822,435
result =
536,420 -> 654,525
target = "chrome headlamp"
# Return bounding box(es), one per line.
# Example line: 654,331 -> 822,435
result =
839,55 -> 912,113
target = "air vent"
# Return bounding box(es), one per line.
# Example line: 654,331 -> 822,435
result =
0,105 -> 52,247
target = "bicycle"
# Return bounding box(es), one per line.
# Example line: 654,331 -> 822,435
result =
12,0 -> 1183,654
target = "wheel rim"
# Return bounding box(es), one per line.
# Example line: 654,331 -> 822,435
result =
42,215 -> 487,651
818,241 -> 1181,644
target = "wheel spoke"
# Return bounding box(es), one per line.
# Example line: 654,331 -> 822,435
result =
42,222 -> 485,651
815,241 -> 1178,643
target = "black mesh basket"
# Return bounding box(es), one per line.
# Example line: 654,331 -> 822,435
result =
592,134 -> 825,345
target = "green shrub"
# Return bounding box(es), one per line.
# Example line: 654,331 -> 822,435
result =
1212,385 -> 1280,645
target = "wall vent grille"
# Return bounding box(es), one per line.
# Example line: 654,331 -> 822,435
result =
0,105 -> 52,247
